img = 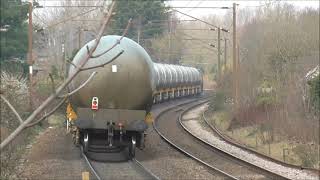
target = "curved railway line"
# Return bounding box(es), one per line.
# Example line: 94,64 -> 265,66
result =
74,94 -> 309,180
202,107 -> 320,175
153,97 -> 290,180
81,147 -> 159,180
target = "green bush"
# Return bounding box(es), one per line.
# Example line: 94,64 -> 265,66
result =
293,144 -> 318,168
308,75 -> 320,114
256,79 -> 276,106
0,60 -> 28,78
0,71 -> 34,179
210,91 -> 226,111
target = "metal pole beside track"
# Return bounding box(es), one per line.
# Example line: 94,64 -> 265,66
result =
224,38 -> 227,73
28,1 -> 34,110
217,27 -> 221,85
232,3 -> 238,109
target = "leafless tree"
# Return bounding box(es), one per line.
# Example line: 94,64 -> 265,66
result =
0,0 -> 132,150
236,3 -> 319,144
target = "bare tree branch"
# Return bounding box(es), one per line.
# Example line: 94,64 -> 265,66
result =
119,18 -> 132,40
58,71 -> 98,98
86,45 -> 90,54
0,94 -> 23,124
48,73 -> 56,94
25,97 -> 68,128
46,8 -> 99,30
81,50 -> 124,71
90,40 -> 120,58
0,0 -> 117,150
90,19 -> 132,59
66,60 -> 78,68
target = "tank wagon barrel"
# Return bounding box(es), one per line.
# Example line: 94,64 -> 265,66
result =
66,35 -> 203,158
152,63 -> 202,103
153,63 -> 202,88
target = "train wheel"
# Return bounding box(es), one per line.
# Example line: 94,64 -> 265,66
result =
83,132 -> 89,153
129,136 -> 136,158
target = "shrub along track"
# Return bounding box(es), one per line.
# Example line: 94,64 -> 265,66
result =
154,97 -> 290,180
201,106 -> 320,178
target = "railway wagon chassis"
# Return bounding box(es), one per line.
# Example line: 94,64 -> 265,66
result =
66,35 -> 204,159
72,108 -> 148,158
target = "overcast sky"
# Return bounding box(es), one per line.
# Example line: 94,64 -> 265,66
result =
166,0 -> 319,18
34,0 -> 319,22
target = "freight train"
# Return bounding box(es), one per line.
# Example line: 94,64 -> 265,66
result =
66,35 -> 203,158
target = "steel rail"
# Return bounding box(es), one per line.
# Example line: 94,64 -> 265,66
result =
80,146 -> 102,180
153,98 -> 238,180
131,158 -> 161,180
178,103 -> 290,180
202,108 -> 320,175
81,147 -> 159,180
78,96 -> 210,180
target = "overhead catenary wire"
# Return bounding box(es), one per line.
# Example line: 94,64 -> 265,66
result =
154,51 -> 215,56
185,0 -> 204,13
242,1 -> 276,8
41,1 -> 103,51
40,7 -> 100,30
148,19 -> 197,23
171,9 -> 229,32
168,1 -> 276,9
37,1 -> 222,66
67,19 -> 198,22
34,5 -> 104,8
143,38 -> 223,41
170,6 -> 231,9
37,0 -> 101,2
181,32 -> 217,50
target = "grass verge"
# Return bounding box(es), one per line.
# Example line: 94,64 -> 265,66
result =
205,109 -> 319,169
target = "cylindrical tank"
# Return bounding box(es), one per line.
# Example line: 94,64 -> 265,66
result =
152,63 -> 202,89
176,66 -> 184,85
169,65 -> 178,86
153,64 -> 160,89
68,35 -> 155,111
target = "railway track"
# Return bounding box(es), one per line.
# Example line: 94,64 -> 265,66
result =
202,107 -> 320,174
153,97 -> 289,180
180,102 -> 292,179
81,147 -> 159,180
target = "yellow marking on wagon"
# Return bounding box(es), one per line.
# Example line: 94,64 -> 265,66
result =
66,103 -> 77,121
145,112 -> 154,125
82,171 -> 90,180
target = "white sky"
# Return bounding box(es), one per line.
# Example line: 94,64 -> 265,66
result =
33,0 -> 319,22
165,0 -> 319,18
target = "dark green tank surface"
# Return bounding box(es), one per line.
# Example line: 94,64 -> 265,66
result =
68,35 -> 155,111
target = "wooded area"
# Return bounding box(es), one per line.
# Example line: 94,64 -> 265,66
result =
215,3 -> 319,168
0,0 -> 319,176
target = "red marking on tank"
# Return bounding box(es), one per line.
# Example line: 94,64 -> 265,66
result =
91,97 -> 99,110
